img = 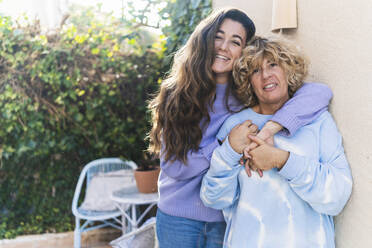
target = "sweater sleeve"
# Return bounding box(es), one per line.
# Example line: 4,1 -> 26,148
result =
160,139 -> 219,181
278,112 -> 352,216
200,137 -> 243,210
271,82 -> 333,136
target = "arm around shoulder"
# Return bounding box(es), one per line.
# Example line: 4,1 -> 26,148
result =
271,82 -> 333,136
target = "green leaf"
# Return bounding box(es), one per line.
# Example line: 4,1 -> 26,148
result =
74,113 -> 84,122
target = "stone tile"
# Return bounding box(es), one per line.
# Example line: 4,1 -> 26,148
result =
0,228 -> 121,248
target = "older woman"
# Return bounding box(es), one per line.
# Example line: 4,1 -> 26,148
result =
200,37 -> 352,248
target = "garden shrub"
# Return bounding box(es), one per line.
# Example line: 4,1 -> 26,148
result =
0,0 -> 211,238
0,14 -> 164,238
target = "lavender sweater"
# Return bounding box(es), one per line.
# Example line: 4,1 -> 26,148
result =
157,82 -> 333,222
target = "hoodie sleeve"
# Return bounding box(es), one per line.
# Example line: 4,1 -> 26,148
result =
200,137 -> 243,210
278,112 -> 352,216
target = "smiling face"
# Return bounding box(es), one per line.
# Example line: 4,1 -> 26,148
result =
250,57 -> 289,114
212,18 -> 247,84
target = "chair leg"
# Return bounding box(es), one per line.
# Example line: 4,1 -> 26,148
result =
74,217 -> 81,248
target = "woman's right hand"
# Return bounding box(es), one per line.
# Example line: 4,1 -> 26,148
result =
228,120 -> 258,154
242,121 -> 279,177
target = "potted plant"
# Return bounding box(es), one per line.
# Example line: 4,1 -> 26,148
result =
133,153 -> 160,194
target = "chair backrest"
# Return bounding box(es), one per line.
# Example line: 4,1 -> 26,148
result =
85,158 -> 137,187
72,158 -> 138,215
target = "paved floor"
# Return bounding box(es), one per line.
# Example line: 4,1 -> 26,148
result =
0,228 -> 121,248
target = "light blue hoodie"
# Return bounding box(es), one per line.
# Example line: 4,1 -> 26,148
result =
201,108 -> 352,248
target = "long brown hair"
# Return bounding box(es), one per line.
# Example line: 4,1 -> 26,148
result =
148,8 -> 255,163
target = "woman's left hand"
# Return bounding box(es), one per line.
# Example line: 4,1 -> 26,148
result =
247,135 -> 290,172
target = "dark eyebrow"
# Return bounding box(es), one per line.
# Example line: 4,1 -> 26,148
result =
233,35 -> 243,43
216,30 -> 243,43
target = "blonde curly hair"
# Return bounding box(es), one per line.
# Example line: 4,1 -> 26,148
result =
232,36 -> 308,107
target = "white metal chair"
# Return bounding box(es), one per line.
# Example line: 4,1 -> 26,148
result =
72,158 -> 137,248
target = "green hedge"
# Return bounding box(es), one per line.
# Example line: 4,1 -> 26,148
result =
0,15 -> 164,238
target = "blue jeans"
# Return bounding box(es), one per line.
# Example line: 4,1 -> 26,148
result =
156,209 -> 226,248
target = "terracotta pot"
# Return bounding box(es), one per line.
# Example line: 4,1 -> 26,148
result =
134,166 -> 160,193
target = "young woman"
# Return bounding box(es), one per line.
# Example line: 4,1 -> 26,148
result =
148,8 -> 333,248
201,37 -> 352,247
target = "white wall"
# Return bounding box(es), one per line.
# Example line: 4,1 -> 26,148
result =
213,0 -> 372,247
